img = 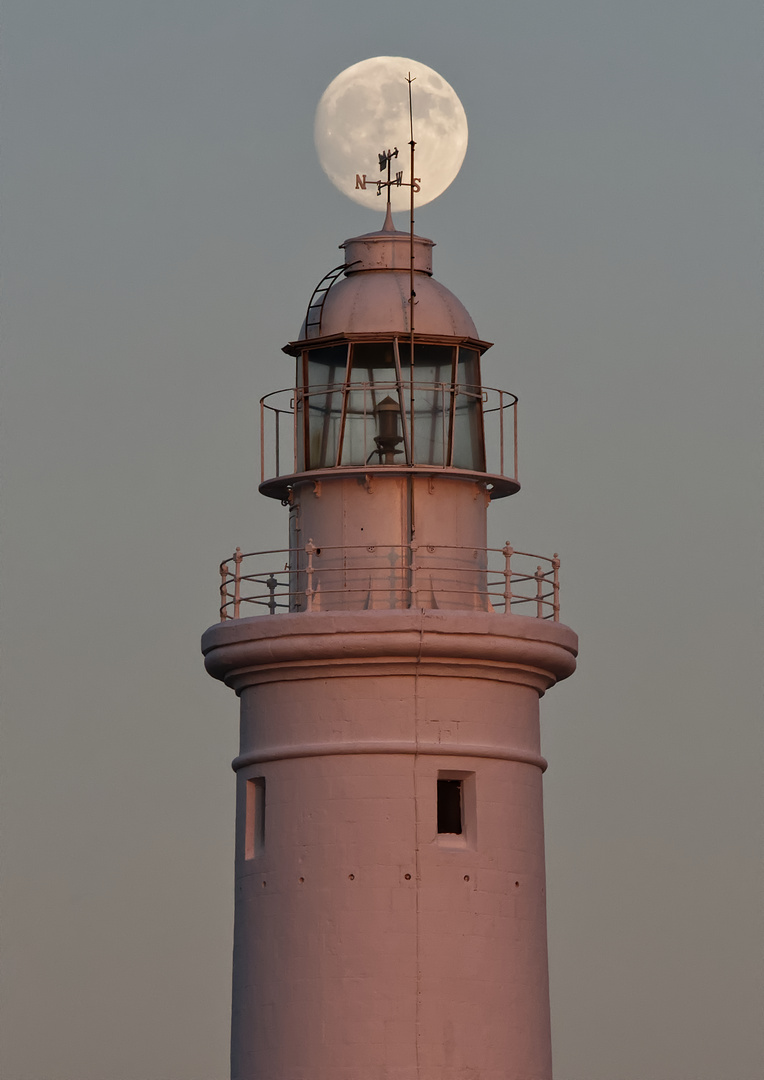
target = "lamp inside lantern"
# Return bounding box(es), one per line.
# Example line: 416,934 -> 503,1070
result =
373,396 -> 404,465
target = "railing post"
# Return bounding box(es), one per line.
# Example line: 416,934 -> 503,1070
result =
409,539 -> 419,609
260,400 -> 265,485
499,390 -> 504,476
219,561 -> 229,621
266,574 -> 278,616
552,554 -> 560,621
233,547 -> 243,619
513,398 -> 518,482
502,541 -> 513,613
275,410 -> 280,477
535,566 -> 544,619
305,539 -> 316,612
293,391 -> 299,473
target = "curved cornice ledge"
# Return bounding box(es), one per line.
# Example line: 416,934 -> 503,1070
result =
201,610 -> 577,694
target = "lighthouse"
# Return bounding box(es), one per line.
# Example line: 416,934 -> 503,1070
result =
202,63 -> 577,1080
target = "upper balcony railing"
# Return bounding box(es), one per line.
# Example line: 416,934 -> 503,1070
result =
259,381 -> 518,496
217,541 -> 560,622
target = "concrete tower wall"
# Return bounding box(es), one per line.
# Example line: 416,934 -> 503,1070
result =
203,610 -> 576,1080
290,474 -> 490,612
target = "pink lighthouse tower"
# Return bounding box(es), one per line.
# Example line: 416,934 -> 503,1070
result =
202,134 -> 578,1078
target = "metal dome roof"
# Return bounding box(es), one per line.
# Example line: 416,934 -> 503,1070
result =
296,220 -> 479,341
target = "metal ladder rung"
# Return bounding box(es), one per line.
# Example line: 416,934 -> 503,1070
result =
303,261 -> 359,337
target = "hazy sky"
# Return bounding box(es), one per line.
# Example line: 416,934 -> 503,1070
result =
1,3 -> 761,1079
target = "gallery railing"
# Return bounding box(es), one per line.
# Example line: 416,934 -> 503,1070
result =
218,542 -> 560,621
259,382 -> 518,483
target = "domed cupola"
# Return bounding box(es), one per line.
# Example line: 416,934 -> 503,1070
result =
298,214 -> 479,340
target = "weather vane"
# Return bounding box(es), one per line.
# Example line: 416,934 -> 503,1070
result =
354,146 -> 420,203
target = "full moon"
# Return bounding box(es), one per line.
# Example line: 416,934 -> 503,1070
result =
314,56 -> 468,212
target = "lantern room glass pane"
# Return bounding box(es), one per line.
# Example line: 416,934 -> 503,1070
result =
301,344 -> 348,469
398,343 -> 454,466
453,348 -> 485,470
341,342 -> 403,466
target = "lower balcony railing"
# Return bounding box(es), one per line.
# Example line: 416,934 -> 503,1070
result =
217,542 -> 560,621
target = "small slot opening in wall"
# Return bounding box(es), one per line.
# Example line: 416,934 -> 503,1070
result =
245,777 -> 265,859
437,778 -> 463,835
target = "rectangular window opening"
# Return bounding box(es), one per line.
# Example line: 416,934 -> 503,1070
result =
437,778 -> 463,835
245,777 -> 266,859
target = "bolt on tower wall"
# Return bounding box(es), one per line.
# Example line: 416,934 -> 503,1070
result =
202,216 -> 577,1080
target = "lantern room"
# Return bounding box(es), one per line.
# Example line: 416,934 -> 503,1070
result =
292,339 -> 485,472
